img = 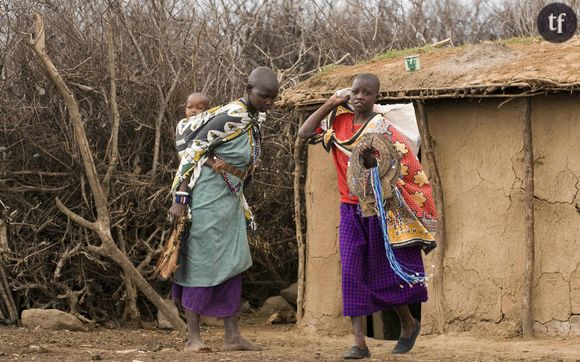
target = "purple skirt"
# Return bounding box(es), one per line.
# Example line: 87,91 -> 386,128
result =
172,275 -> 242,318
339,203 -> 428,317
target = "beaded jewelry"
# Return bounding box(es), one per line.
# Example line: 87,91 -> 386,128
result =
174,191 -> 190,205
370,166 -> 428,286
216,125 -> 261,193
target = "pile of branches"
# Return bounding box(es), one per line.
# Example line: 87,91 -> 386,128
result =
0,0 -> 543,323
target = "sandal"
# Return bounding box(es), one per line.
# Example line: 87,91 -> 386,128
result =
392,319 -> 421,354
343,345 -> 371,359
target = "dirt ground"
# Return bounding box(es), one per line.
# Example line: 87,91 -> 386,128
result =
1,321 -> 579,362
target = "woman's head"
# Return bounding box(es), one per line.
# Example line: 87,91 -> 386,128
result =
246,67 -> 279,113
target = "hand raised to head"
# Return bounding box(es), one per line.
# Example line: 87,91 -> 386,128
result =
329,88 -> 351,107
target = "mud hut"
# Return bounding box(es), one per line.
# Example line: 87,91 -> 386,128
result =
282,38 -> 580,338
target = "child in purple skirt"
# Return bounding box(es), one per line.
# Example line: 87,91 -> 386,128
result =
298,73 -> 437,358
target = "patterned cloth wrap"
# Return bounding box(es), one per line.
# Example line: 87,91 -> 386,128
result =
347,132 -> 401,216
172,100 -> 265,225
311,104 -> 438,252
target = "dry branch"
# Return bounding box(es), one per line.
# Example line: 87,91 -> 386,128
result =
26,13 -> 186,333
293,113 -> 306,321
0,262 -> 18,322
0,207 -> 17,321
151,68 -> 181,176
103,22 -> 121,197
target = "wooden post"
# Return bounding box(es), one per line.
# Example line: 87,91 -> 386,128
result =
522,97 -> 535,339
415,100 -> 446,333
293,112 -> 306,320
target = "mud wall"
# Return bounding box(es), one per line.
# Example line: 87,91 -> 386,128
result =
299,143 -> 350,334
528,94 -> 580,336
301,94 -> 580,337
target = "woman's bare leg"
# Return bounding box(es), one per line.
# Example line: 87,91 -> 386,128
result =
222,314 -> 262,351
184,310 -> 211,352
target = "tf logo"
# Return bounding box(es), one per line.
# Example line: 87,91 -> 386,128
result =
537,3 -> 577,43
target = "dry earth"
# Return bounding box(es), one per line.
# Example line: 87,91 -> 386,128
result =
1,322 -> 579,361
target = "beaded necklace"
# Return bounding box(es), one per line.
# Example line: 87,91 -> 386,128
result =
218,124 -> 261,193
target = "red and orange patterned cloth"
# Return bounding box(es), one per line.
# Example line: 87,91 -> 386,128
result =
312,106 -> 437,251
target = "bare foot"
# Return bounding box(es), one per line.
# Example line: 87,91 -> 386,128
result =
184,340 -> 211,353
223,337 -> 263,351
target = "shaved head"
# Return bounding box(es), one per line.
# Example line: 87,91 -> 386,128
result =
353,73 -> 380,93
248,66 -> 279,92
246,67 -> 279,112
350,73 -> 380,114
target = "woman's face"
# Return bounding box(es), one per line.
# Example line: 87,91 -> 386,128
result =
247,85 -> 278,113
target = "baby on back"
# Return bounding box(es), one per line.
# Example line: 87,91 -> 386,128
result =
176,93 -> 211,160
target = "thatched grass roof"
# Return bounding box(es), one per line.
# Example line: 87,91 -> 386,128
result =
280,37 -> 580,108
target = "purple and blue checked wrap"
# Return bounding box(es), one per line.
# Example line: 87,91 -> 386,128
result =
339,202 -> 428,317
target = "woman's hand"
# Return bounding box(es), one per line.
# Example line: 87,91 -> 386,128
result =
168,202 -> 187,225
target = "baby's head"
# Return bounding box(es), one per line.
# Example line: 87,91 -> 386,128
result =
185,93 -> 210,118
